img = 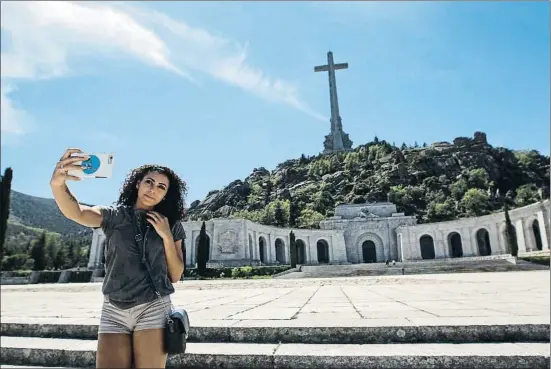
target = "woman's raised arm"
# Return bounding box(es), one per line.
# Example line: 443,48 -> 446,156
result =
50,148 -> 103,228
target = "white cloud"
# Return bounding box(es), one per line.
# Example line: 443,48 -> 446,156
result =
0,1 -> 324,138
0,1 -> 188,80
124,7 -> 325,120
0,83 -> 34,137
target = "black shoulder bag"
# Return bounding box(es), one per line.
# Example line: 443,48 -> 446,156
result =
133,212 -> 190,355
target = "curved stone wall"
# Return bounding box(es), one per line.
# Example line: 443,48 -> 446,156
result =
396,200 -> 550,261
180,219 -> 347,267
87,200 -> 550,269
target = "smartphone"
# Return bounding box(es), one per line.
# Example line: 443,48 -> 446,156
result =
67,153 -> 115,179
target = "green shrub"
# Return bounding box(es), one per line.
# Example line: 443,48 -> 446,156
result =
183,265 -> 292,280
12,269 -> 32,277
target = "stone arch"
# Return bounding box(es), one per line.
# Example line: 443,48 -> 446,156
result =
195,232 -> 211,263
500,222 -> 517,254
248,234 -> 254,260
419,234 -> 435,260
475,228 -> 492,256
316,239 -> 330,263
532,219 -> 543,251
296,239 -> 307,264
258,236 -> 267,263
275,238 -> 285,264
356,233 -> 384,263
447,232 -> 463,258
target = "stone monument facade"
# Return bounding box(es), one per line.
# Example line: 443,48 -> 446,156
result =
87,199 -> 550,272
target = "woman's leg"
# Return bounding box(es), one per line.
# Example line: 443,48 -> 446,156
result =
96,333 -> 133,368
133,328 -> 167,368
132,297 -> 170,368
96,300 -> 134,368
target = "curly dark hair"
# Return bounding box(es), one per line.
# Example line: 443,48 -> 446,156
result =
116,164 -> 187,227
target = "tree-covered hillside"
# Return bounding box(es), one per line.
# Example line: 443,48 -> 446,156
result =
186,132 -> 549,228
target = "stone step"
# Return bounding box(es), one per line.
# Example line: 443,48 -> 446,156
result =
281,263 -> 547,279
1,336 -> 549,369
300,257 -> 516,271
0,364 -> 70,369
1,320 -> 548,344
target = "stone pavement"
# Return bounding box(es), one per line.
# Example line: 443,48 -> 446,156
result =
1,271 -> 549,327
1,271 -> 549,369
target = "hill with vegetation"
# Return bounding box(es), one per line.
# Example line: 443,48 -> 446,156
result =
8,190 -> 91,235
2,190 -> 92,272
185,132 -> 549,228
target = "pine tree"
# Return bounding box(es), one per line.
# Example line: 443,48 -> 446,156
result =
289,198 -> 300,227
82,244 -> 91,266
67,240 -> 75,268
0,167 -> 13,257
31,231 -> 47,271
289,230 -> 297,268
274,202 -> 285,227
504,203 -> 518,256
197,221 -> 208,275
46,238 -> 57,270
54,247 -> 67,270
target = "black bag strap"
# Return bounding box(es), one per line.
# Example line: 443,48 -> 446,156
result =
131,210 -> 173,324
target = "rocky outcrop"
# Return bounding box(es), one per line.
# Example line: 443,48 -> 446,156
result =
186,132 -> 549,226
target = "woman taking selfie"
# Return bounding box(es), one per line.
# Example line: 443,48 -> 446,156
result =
50,148 -> 187,368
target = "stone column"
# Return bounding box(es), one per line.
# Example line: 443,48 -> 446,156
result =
463,228 -> 476,257
397,233 -> 403,261
252,231 -> 257,261
537,211 -> 549,250
87,229 -> 105,270
515,219 -> 527,252
267,234 -> 272,263
488,224 -> 500,255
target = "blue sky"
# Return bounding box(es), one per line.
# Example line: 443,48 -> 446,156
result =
1,1 -> 549,207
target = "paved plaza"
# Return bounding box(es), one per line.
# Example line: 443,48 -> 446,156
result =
1,271 -> 549,327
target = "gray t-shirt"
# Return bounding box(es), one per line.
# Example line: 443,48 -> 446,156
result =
97,205 -> 185,309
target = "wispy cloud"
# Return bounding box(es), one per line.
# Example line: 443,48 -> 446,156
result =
123,6 -> 325,120
0,83 -> 35,140
0,1 -> 188,80
0,1 -> 324,139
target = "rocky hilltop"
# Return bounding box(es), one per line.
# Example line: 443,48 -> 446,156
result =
186,132 -> 549,228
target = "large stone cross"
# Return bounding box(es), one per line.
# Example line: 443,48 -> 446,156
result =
315,51 -> 353,153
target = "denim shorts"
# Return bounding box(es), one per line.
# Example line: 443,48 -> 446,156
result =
98,295 -> 170,334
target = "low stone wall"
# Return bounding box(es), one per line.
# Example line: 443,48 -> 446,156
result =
0,277 -> 30,285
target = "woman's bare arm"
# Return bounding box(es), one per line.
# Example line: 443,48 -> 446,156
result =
51,183 -> 103,228
50,148 -> 103,228
163,239 -> 184,283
